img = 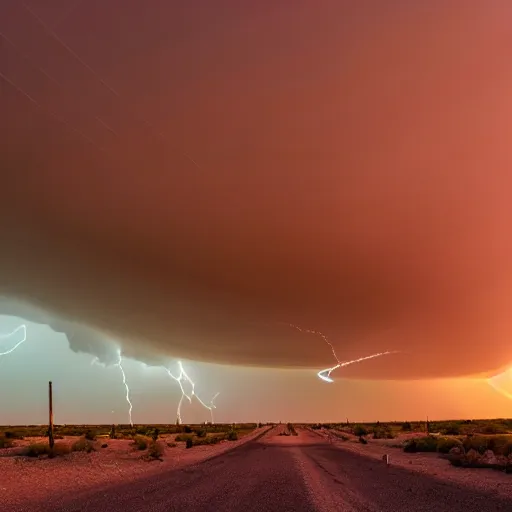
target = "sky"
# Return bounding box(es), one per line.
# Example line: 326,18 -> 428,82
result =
2,1 -> 512,423
1,314 -> 512,425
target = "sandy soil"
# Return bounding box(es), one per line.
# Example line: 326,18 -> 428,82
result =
313,428 -> 512,499
0,427 -> 268,510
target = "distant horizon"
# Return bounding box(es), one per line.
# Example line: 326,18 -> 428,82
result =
2,417 -> 512,428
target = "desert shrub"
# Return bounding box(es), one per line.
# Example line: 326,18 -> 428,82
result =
227,430 -> 238,441
459,435 -> 512,456
436,437 -> 463,454
186,438 -> 193,449
193,436 -> 221,446
486,436 -> 512,456
480,424 -> 508,435
401,422 -> 412,431
196,428 -> 207,438
131,435 -> 149,451
167,442 -> 177,448
404,436 -> 438,453
72,438 -> 95,453
353,425 -> 368,437
287,423 -> 298,436
175,434 -> 194,442
151,428 -> 160,441
441,423 -> 461,436
24,443 -> 52,457
148,441 -> 164,460
183,425 -> 192,434
109,425 -> 116,439
84,430 -> 97,441
49,443 -> 72,457
0,436 -> 15,449
373,427 -> 394,439
359,436 -> 368,444
101,443 -> 108,449
258,422 -> 262,428
4,431 -> 25,440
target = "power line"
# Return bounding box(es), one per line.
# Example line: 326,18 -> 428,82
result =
0,69 -> 107,154
21,1 -> 179,151
0,30 -> 119,141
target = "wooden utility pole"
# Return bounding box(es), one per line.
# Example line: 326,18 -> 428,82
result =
48,381 -> 54,449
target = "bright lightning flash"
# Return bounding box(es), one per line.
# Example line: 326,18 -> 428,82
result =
166,361 -> 219,424
115,350 -> 134,427
288,324 -> 399,383
92,350 -> 134,426
0,324 -> 27,357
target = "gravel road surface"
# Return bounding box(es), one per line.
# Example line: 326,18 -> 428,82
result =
11,429 -> 512,512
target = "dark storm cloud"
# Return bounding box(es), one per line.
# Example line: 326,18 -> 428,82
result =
1,1 -> 512,379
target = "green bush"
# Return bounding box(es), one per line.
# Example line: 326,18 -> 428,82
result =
353,425 -> 368,437
462,435 -> 512,456
196,428 -> 207,438
183,425 -> 192,433
372,427 -> 394,439
24,442 -> 72,458
227,430 -> 238,441
0,436 -> 15,449
131,435 -> 149,451
404,436 -> 438,453
4,431 -> 25,440
49,443 -> 72,457
72,438 -> 95,453
148,441 -> 164,460
441,423 -> 461,436
481,424 -> 509,435
175,434 -> 194,442
24,443 -> 52,457
84,430 -> 97,441
193,436 -> 222,446
436,437 -> 463,454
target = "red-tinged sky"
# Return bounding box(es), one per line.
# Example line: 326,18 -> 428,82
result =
1,1 -> 512,421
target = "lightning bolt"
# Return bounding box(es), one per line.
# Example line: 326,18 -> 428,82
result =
166,361 -> 219,424
115,350 -> 133,427
91,350 -> 134,426
316,350 -> 400,383
287,324 -> 399,383
0,324 -> 27,357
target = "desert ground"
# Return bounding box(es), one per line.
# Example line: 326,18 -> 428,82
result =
2,421 -> 512,511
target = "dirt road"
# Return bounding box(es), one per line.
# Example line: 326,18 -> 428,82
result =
11,429 -> 512,512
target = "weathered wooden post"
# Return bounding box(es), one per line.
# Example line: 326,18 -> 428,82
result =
48,381 -> 54,449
